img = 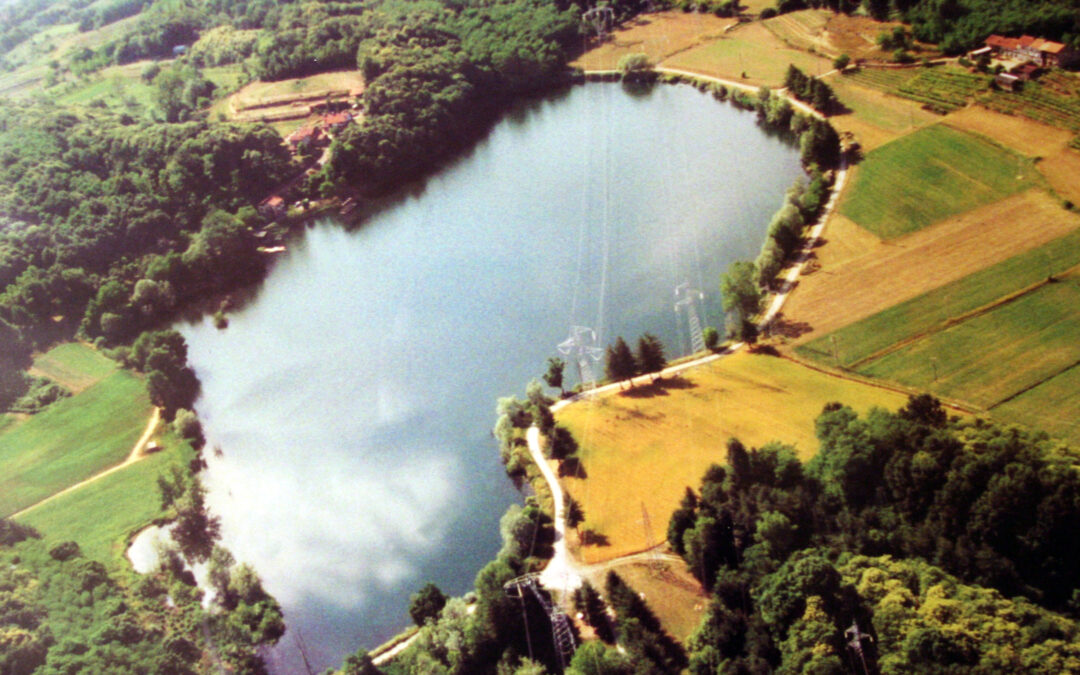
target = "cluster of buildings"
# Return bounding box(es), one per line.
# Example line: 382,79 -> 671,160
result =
283,111 -> 355,153
970,34 -> 1078,89
258,111 -> 357,220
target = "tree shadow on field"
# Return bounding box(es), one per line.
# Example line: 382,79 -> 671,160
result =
579,529 -> 610,547
619,375 -> 696,398
559,456 -> 587,479
770,312 -> 814,340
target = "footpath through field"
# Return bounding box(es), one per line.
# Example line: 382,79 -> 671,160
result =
10,407 -> 160,519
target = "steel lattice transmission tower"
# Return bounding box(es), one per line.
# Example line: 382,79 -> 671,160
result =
582,5 -> 615,39
675,283 -> 707,355
558,326 -> 603,391
504,574 -> 577,672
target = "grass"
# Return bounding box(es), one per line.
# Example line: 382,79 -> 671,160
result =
994,362 -> 1080,446
583,560 -> 706,643
557,351 -> 912,563
0,368 -> 152,517
570,11 -> 736,72
30,342 -> 117,392
16,432 -> 194,569
840,124 -> 1036,238
664,21 -> 832,87
797,227 -> 1080,368
828,75 -> 937,134
762,10 -> 832,55
859,271 -> 1080,409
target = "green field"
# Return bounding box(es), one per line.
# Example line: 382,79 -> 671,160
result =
17,432 -> 193,567
894,67 -> 988,113
841,124 -> 1036,238
994,363 -> 1080,445
31,342 -> 117,391
797,227 -> 1080,367
844,67 -> 921,92
827,74 -> 937,134
859,274 -> 1080,409
558,351 -> 912,563
0,367 -> 152,517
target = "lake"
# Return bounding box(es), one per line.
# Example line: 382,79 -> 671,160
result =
179,81 -> 803,673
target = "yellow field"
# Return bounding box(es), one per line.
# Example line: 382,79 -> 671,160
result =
663,21 -> 832,87
784,188 -> 1080,343
571,11 -> 736,72
944,106 -> 1074,158
558,351 -> 912,563
826,74 -> 938,151
762,10 -> 832,55
1038,148 -> 1080,205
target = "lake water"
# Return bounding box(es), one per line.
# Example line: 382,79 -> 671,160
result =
178,82 -> 803,673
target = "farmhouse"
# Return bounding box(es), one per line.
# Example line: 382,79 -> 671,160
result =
322,111 -> 354,132
984,34 -> 1078,68
258,195 -> 286,220
285,124 -> 324,150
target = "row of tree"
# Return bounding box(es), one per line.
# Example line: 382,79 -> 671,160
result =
667,394 -> 1080,671
603,333 -> 667,386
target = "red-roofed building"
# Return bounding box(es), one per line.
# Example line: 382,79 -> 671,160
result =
258,195 -> 286,220
286,124 -> 324,150
985,34 -> 1078,68
322,111 -> 354,132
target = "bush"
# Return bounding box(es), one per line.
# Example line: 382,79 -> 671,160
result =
703,326 -> 719,350
833,54 -> 850,71
49,540 -> 82,561
172,408 -> 204,447
760,7 -> 777,18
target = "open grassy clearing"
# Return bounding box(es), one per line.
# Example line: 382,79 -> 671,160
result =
797,224 -> 1080,367
558,351 -> 911,563
583,559 -> 706,643
859,267 -> 1080,409
782,189 -> 1080,342
0,16 -> 141,99
219,69 -> 364,124
840,124 -> 1037,239
943,105 -> 1074,158
1039,148 -> 1080,205
29,342 -> 117,393
570,11 -> 735,72
0,415 -> 16,434
994,361 -> 1080,447
663,21 -> 832,87
762,9 -> 832,55
825,74 -> 937,150
0,366 -> 152,517
17,431 -> 193,569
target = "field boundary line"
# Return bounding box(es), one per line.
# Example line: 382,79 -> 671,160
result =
988,358 -> 1080,410
9,407 -> 160,520
778,351 -> 983,415
845,277 -> 1055,370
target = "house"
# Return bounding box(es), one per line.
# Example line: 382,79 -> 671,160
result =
322,111 -> 354,133
258,195 -> 286,220
985,34 -> 1078,68
995,72 -> 1021,92
285,124 -> 324,151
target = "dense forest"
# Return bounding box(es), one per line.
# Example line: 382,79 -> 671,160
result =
666,394 -> 1080,672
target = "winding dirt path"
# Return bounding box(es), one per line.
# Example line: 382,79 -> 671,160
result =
10,407 -> 161,519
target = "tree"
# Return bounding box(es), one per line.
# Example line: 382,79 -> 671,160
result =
409,582 -> 448,626
833,54 -> 851,71
604,336 -> 637,386
543,357 -> 565,395
636,333 -> 667,377
702,326 -> 719,350
721,261 -> 761,341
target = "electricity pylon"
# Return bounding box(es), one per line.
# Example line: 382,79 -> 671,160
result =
675,283 -> 706,355
558,326 -> 603,390
505,574 -> 577,672
582,6 -> 615,39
